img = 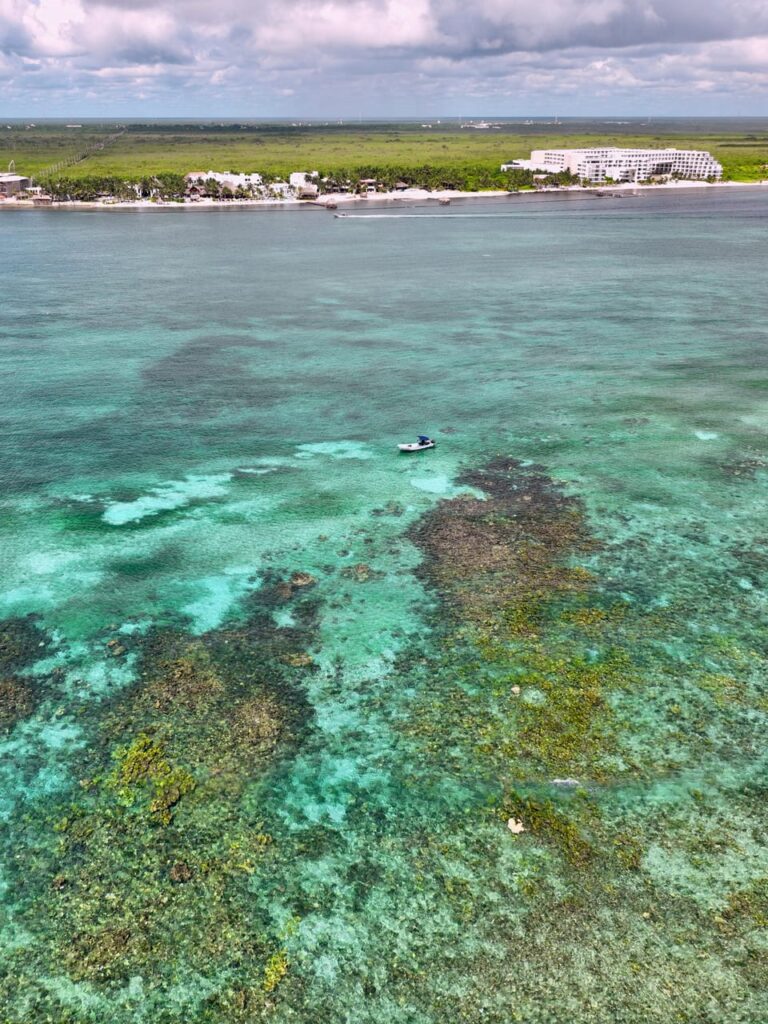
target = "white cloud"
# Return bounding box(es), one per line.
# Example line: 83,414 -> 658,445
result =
1,0 -> 768,113
254,0 -> 439,53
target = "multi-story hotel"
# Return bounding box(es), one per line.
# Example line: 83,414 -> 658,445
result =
503,147 -> 723,182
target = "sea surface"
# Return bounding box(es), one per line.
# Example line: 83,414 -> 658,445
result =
1,190 -> 768,1022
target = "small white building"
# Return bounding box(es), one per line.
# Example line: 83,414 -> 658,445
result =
0,173 -> 31,195
501,159 -> 562,174
505,148 -> 722,183
185,171 -> 263,193
289,171 -> 319,189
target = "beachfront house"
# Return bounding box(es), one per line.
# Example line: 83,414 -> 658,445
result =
185,171 -> 263,197
0,173 -> 31,196
502,148 -> 723,183
289,172 -> 320,199
289,171 -> 318,188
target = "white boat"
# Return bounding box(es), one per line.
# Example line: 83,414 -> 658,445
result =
398,436 -> 435,452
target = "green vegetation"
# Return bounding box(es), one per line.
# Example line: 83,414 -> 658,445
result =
1,121 -> 765,190
38,165 -> 573,201
43,171 -> 187,202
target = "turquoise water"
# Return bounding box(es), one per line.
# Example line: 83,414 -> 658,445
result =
1,191 -> 768,1022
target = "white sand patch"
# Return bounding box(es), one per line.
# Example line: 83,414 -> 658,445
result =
72,656 -> 137,696
273,608 -> 296,628
24,640 -> 88,678
295,441 -> 373,460
25,550 -> 82,576
0,583 -> 56,615
102,473 -> 232,525
408,475 -> 486,499
181,569 -> 260,634
118,619 -> 153,635
409,474 -> 453,495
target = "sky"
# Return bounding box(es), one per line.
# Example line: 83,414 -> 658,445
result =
1,0 -> 767,116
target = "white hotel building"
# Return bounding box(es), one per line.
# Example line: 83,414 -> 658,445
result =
503,148 -> 723,183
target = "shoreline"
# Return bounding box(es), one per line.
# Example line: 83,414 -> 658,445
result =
1,179 -> 765,213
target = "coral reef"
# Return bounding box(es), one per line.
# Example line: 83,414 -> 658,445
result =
1,461 -> 767,1023
0,588 -> 315,1016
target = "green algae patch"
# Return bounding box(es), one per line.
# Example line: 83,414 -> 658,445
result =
262,948 -> 289,992
402,453 -> 768,940
722,877 -> 768,930
106,732 -> 196,823
503,793 -> 598,867
512,648 -> 631,775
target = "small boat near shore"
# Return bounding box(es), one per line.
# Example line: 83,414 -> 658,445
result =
398,435 -> 436,452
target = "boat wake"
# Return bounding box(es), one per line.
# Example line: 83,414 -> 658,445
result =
335,213 -> 526,219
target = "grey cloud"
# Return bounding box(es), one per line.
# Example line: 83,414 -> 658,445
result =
430,0 -> 768,57
106,43 -> 191,66
0,16 -> 34,56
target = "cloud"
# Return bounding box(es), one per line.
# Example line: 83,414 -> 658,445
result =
432,0 -> 768,53
1,0 -> 768,113
254,0 -> 440,54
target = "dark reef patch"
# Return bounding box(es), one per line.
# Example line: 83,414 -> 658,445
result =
411,457 -> 597,628
0,675 -> 37,733
0,616 -> 53,731
0,616 -> 52,674
407,458 -> 621,782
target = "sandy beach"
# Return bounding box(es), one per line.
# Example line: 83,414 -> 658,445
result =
1,179 -> 764,213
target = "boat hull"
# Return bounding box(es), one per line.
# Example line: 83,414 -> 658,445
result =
398,442 -> 435,452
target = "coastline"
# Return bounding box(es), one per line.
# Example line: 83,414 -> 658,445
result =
1,179 -> 765,213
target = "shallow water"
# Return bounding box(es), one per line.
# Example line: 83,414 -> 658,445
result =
1,190 -> 768,1022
